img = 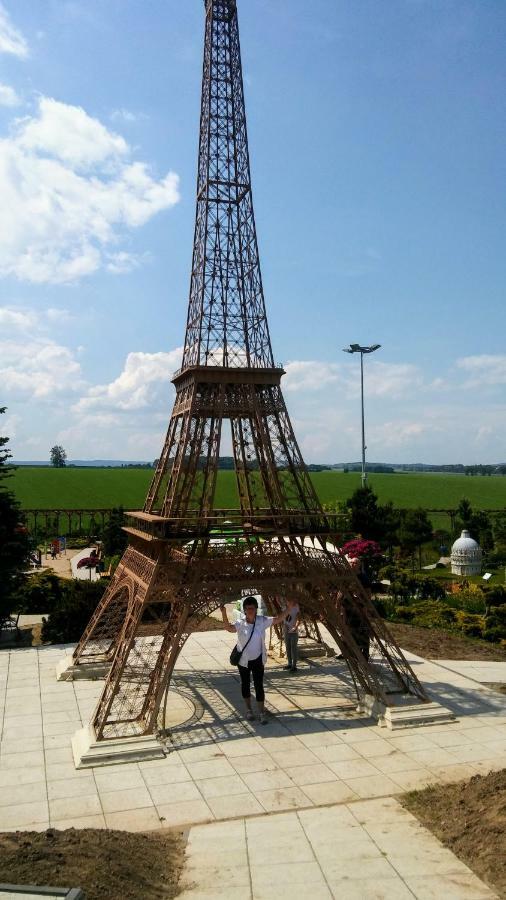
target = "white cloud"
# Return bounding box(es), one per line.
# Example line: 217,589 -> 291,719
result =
0,305 -> 83,401
0,82 -> 20,106
457,354 -> 506,386
18,97 -> 128,167
284,358 -> 422,399
0,338 -> 83,398
0,96 -> 180,284
283,360 -> 341,392
73,347 -> 182,413
0,306 -> 37,328
0,4 -> 28,58
365,362 -> 423,398
0,305 -> 72,329
111,108 -> 143,124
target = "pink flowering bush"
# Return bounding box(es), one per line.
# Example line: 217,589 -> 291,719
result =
341,539 -> 382,561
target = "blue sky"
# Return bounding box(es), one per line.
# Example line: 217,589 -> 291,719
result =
1,0 -> 505,463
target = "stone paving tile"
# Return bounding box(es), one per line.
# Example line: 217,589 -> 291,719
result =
284,762 -> 336,786
373,751 -> 425,774
405,873 -> 497,899
196,773 -> 248,799
148,780 -> 202,805
49,794 -> 102,821
186,757 -> 237,780
326,878 -> 414,899
241,768 -> 292,792
389,768 -> 436,791
250,861 -> 326,889
104,807 -> 164,832
312,743 -> 361,763
206,792 -> 264,820
100,786 -> 154,813
93,765 -> 145,792
0,780 -> 48,808
0,749 -> 45,769
182,862 -> 251,889
0,765 -> 46,786
51,813 -> 107,830
47,774 -> 96,800
141,761 -> 191,785
156,798 -> 213,828
327,757 -> 380,780
179,888 -> 252,899
0,800 -> 49,829
256,786 -> 313,813
302,779 -> 359,805
230,752 -> 279,774
342,773 -> 402,799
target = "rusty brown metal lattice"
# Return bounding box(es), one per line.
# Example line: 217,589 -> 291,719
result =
70,0 -> 429,744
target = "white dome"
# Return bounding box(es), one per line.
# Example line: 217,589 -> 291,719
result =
452,529 -> 480,553
451,529 -> 482,575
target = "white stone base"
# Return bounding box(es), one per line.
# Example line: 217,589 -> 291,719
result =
55,655 -> 110,682
357,694 -> 456,730
72,724 -> 166,769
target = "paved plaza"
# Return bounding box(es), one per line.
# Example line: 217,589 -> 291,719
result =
0,631 -> 505,898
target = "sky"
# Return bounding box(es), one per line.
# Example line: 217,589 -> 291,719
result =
1,0 -> 505,465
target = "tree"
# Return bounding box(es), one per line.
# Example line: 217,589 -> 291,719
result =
0,408 -> 30,623
493,511 -> 506,549
455,499 -> 493,550
50,445 -> 67,467
102,507 -> 127,557
346,485 -> 399,547
456,498 -> 473,530
398,508 -> 433,570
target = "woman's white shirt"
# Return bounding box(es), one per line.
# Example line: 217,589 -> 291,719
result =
234,615 -> 273,665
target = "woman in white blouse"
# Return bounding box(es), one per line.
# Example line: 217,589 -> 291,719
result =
220,596 -> 287,724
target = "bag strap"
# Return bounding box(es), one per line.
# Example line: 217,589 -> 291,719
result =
239,614 -> 257,655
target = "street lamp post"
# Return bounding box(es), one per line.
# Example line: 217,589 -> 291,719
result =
342,343 -> 381,488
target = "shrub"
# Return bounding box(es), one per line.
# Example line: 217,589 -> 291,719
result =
392,605 -> 415,623
410,601 -> 457,629
483,625 -> 506,643
454,611 -> 484,638
41,579 -> 104,644
12,571 -> 64,615
445,588 -> 486,615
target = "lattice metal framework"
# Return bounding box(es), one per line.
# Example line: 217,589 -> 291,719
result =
68,0 -> 429,744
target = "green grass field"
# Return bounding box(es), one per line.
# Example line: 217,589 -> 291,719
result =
10,467 -> 506,511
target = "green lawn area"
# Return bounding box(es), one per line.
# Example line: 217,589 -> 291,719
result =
10,467 -> 506,511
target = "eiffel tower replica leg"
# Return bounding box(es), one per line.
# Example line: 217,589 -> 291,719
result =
69,0 -> 449,769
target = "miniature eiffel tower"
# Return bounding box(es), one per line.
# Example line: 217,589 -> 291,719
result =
63,0 -> 436,768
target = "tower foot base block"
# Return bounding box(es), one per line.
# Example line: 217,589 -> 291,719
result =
358,694 -> 456,730
72,724 -> 166,769
56,656 -> 110,682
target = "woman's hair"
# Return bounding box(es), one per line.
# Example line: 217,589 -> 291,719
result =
243,595 -> 258,610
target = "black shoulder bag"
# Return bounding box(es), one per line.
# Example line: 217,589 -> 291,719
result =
230,615 -> 257,667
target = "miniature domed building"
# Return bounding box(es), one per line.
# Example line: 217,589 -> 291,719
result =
451,529 -> 482,576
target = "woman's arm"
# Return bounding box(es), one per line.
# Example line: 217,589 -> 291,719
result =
219,604 -> 237,634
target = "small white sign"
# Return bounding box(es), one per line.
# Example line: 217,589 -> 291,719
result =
482,572 -> 492,581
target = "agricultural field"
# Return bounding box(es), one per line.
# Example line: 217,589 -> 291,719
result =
10,466 -> 506,511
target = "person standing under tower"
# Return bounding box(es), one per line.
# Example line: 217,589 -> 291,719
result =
220,597 -> 288,724
283,598 -> 300,672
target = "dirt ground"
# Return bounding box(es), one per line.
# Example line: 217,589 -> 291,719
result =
389,622 -> 506,661
403,769 -> 506,899
0,827 -> 186,900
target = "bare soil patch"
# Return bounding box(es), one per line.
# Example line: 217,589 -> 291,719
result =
402,769 -> 506,898
0,827 -> 185,900
389,622 -> 506,661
